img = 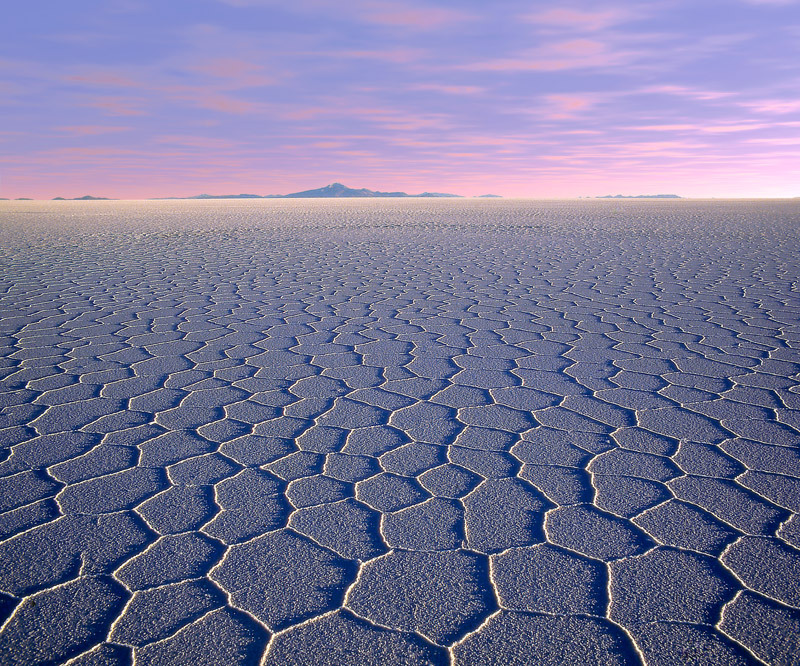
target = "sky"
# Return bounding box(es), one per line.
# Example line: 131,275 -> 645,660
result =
1,0 -> 799,199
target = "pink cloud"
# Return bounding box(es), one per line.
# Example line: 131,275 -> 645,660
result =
642,85 -> 734,101
363,6 -> 473,28
741,99 -> 800,114
88,96 -> 147,116
412,83 -> 484,95
543,93 -> 597,118
155,135 -> 238,149
56,125 -> 133,136
463,39 -> 636,72
65,72 -> 140,87
524,8 -> 632,32
189,58 -> 276,87
334,48 -> 426,64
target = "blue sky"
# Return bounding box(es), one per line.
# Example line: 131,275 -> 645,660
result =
2,0 -> 799,198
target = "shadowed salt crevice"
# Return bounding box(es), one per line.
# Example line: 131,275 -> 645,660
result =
2,199 -> 800,663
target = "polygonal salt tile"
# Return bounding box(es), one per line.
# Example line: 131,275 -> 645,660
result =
263,450 -> 324,481
48,445 -> 139,483
252,415 -> 309,439
342,426 -> 408,456
449,446 -> 519,479
296,425 -> 348,453
490,386 -> 559,411
0,499 -> 60,541
612,427 -> 677,455
430,384 -> 492,408
632,499 -> 738,555
510,428 -> 590,466
167,452 -> 240,486
33,381 -> 100,406
346,549 -> 494,645
197,418 -> 251,443
219,434 -> 294,466
719,592 -> 800,665
115,532 -> 223,590
379,442 -> 446,477
609,547 -> 737,626
0,471 -> 61,512
134,607 -> 268,666
560,395 -> 635,428
137,485 -> 217,534
452,611 -> 638,665
223,399 -> 281,424
418,464 -> 481,498
129,388 -> 186,413
671,441 -> 743,478
463,478 -> 547,553
636,408 -> 731,443
521,465 -> 593,505
534,406 -> 612,434
0,576 -> 128,666
202,469 -> 289,543
356,473 -> 428,513
110,579 -> 225,646
66,643 -> 133,665
381,497 -> 463,551
588,448 -> 678,482
181,385 -> 250,407
29,398 -> 124,434
738,470 -> 800,512
315,398 -> 387,429
155,405 -> 225,430
289,498 -> 385,560
139,430 -> 215,467
721,536 -> 800,607
545,505 -> 651,560
286,475 -> 351,508
389,403 -> 460,444
593,475 -> 671,518
57,467 -> 166,514
631,622 -> 753,666
721,419 -> 800,447
668,475 -> 788,534
458,404 -> 536,432
453,426 -> 515,451
264,609 -> 447,665
323,453 -> 381,482
492,544 -> 606,614
212,529 -> 355,630
720,437 -> 800,476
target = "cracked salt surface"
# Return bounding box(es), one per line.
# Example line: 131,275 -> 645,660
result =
0,198 -> 799,664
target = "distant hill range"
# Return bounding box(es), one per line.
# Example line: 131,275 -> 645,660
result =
53,195 -> 112,200
596,194 -> 682,199
175,183 -> 465,199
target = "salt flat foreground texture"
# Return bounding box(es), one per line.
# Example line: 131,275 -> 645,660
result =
1,199 -> 799,665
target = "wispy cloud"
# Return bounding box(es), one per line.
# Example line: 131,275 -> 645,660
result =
56,125 -> 133,136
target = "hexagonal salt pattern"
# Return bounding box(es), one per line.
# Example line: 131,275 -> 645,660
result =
0,198 -> 799,664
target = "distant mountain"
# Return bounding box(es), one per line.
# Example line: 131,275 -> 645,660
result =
281,183 -> 462,198
53,195 -> 112,200
188,193 -> 265,199
596,194 -> 682,199
163,183 -> 464,200
477,194 -> 502,198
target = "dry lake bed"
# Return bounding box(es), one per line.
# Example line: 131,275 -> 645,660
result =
0,198 -> 799,665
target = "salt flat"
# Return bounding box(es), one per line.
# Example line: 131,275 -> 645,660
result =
0,198 -> 799,665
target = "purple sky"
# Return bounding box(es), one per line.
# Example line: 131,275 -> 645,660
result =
2,0 -> 799,198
